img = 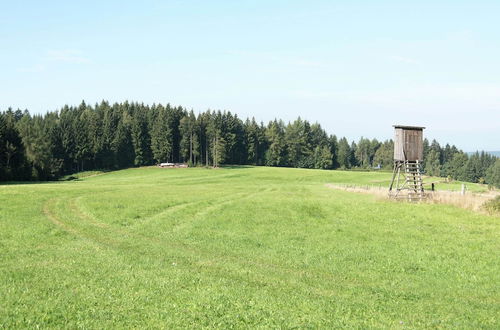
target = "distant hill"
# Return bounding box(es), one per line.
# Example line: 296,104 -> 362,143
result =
467,151 -> 500,157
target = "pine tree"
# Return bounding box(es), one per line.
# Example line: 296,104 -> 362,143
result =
73,102 -> 92,171
99,101 -> 119,169
150,105 -> 173,163
485,159 -> 500,188
0,110 -> 30,180
112,110 -> 135,168
131,105 -> 152,166
349,141 -> 357,167
443,152 -> 468,180
337,137 -> 351,169
355,137 -> 373,168
179,110 -> 199,165
285,118 -> 312,168
16,114 -> 60,179
425,149 -> 442,177
170,105 -> 184,163
244,118 -> 262,165
265,120 -> 286,166
0,113 -> 5,179
207,112 -> 227,167
223,111 -> 237,164
329,135 -> 339,169
373,140 -> 394,169
213,133 -> 226,168
313,145 -> 333,169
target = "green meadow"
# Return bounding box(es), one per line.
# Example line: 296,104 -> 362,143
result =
1,166 -> 498,328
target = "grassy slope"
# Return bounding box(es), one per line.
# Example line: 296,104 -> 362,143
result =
0,166 -> 498,328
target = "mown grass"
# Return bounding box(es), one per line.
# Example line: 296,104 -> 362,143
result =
0,166 -> 498,328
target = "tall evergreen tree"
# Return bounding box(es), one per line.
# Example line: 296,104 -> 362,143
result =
0,109 -> 29,180
328,135 -> 339,169
337,137 -> 351,169
425,149 -> 442,177
206,112 -> 227,167
16,114 -> 60,179
130,105 -> 152,166
73,102 -> 93,171
150,105 -> 173,163
179,110 -> 199,165
373,140 -> 394,169
485,159 -> 500,188
285,118 -> 312,168
312,145 -> 333,169
355,137 -> 373,168
265,120 -> 286,166
442,152 -> 468,180
244,117 -> 266,165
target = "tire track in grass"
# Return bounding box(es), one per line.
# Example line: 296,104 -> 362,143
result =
46,187 -> 332,289
69,197 -> 107,228
43,197 -> 124,248
131,192 -> 245,227
143,186 -> 344,291
157,185 -> 361,297
50,192 -> 264,269
70,191 -> 243,231
70,186 -> 311,281
43,197 -> 123,249
62,191 -> 256,251
162,185 -> 356,289
43,198 -> 80,236
58,189 -> 323,287
65,188 -> 267,263
49,189 -> 349,300
169,190 -> 261,233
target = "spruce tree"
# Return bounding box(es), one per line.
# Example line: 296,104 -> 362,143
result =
265,120 -> 286,166
485,159 -> 500,188
151,105 -> 173,163
337,137 -> 351,169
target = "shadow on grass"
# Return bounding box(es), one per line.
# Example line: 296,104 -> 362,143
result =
60,170 -> 112,181
0,180 -> 63,186
1,169 -> 114,185
218,165 -> 256,170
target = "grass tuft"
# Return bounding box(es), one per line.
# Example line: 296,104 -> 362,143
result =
483,195 -> 500,215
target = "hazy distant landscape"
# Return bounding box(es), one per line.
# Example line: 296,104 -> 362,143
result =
468,151 -> 500,157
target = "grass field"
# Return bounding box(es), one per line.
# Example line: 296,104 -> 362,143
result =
1,166 -> 499,328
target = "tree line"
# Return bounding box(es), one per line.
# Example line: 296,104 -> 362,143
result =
1,101 -> 499,187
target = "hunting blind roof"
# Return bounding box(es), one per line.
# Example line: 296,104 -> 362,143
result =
393,125 -> 425,130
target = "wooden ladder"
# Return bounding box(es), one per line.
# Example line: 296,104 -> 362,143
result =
404,160 -> 425,201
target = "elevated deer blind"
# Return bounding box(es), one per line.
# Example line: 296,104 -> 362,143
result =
389,125 -> 426,201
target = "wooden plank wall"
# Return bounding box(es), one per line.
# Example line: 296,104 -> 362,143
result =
394,128 -> 405,161
394,128 -> 423,161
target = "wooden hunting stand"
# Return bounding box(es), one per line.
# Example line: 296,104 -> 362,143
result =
389,125 -> 426,201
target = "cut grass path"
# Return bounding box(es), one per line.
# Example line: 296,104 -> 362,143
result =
0,166 -> 498,328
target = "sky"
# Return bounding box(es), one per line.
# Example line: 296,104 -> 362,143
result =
1,0 -> 499,151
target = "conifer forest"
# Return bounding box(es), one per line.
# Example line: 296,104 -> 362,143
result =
0,101 -> 498,187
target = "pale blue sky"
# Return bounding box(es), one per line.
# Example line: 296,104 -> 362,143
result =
1,0 -> 499,150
